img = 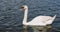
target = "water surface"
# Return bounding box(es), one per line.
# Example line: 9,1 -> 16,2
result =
0,0 -> 60,32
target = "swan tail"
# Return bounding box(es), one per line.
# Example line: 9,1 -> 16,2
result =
50,15 -> 56,23
53,15 -> 56,20
46,15 -> 56,24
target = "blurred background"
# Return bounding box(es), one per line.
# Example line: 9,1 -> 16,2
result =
0,0 -> 60,32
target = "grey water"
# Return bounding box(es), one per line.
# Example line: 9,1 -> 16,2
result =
0,0 -> 60,32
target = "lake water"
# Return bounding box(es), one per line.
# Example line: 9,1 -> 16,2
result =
0,0 -> 60,32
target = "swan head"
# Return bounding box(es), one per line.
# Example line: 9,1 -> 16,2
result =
21,5 -> 28,11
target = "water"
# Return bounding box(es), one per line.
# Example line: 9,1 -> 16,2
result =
0,0 -> 60,32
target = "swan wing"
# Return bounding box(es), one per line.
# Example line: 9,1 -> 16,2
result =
26,16 -> 52,26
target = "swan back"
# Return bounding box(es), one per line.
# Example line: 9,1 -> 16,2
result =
26,16 -> 52,26
25,15 -> 56,26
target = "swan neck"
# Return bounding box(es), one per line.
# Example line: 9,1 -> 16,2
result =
23,8 -> 28,24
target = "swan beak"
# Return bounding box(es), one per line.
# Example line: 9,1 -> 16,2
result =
20,7 -> 25,11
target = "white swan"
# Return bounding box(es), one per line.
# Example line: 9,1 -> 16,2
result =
21,5 -> 56,26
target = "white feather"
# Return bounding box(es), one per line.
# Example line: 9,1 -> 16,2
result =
22,5 -> 56,26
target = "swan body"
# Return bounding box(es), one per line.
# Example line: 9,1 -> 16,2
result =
21,5 -> 56,26
24,15 -> 56,26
